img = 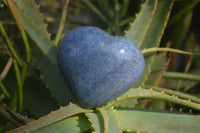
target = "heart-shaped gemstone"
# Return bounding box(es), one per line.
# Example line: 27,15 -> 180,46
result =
57,26 -> 145,108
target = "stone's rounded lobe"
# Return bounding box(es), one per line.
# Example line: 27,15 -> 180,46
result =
57,26 -> 145,108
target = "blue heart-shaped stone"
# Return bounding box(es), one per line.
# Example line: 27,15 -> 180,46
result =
57,26 -> 145,108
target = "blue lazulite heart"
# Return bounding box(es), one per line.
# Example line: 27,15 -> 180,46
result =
57,26 -> 145,108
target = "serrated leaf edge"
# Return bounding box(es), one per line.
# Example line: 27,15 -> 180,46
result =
113,87 -> 200,110
14,0 -> 51,40
8,103 -> 93,133
84,113 -> 96,133
12,0 -> 56,65
108,107 -> 122,133
96,108 -> 108,133
125,0 -> 158,48
138,0 -> 174,87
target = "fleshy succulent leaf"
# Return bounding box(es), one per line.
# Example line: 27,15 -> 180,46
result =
125,0 -> 173,87
23,75 -> 59,118
117,108 -> 200,133
8,0 -> 55,63
31,44 -> 76,105
125,0 -> 157,47
85,112 -> 104,133
144,85 -> 200,104
87,107 -> 122,133
31,115 -> 80,133
107,107 -> 122,133
108,87 -> 200,110
145,53 -> 169,86
113,98 -> 138,108
8,103 -> 93,133
96,107 -> 109,133
8,0 -> 76,105
77,114 -> 91,132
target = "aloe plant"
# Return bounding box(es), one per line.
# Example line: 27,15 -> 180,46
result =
0,0 -> 200,132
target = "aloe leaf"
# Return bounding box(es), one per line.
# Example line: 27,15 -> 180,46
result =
125,0 -> 157,47
163,71 -> 200,82
141,47 -> 198,55
144,85 -> 200,104
125,0 -> 173,87
31,44 -> 76,105
114,98 -> 138,108
96,108 -> 108,133
138,0 -> 172,87
9,0 -> 76,104
9,0 -> 55,63
85,112 -> 104,133
0,58 -> 59,117
77,114 -> 92,132
8,103 -> 93,133
109,88 -> 200,110
139,0 -> 172,50
23,76 -> 59,118
107,107 -> 122,133
14,0 -> 51,40
32,115 -> 80,133
145,53 -> 168,86
145,53 -> 168,109
87,107 -> 122,133
117,108 -> 200,133
31,114 -> 91,133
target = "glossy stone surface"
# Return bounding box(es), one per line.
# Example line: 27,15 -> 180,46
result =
57,26 -> 145,108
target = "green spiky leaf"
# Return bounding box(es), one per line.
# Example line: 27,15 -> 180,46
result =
8,103 -> 93,133
145,53 -> 168,86
117,108 -> 200,133
85,112 -> 104,133
32,116 -> 80,133
125,0 -> 157,47
96,108 -> 109,133
86,108 -> 122,133
107,107 -> 122,133
31,114 -> 90,133
77,114 -> 91,132
125,0 -> 173,87
8,0 -> 76,105
9,114 -> 91,133
114,98 -> 138,108
31,43 -> 76,105
23,76 -> 59,118
108,87 -> 200,110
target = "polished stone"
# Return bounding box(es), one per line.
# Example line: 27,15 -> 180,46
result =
57,26 -> 145,108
